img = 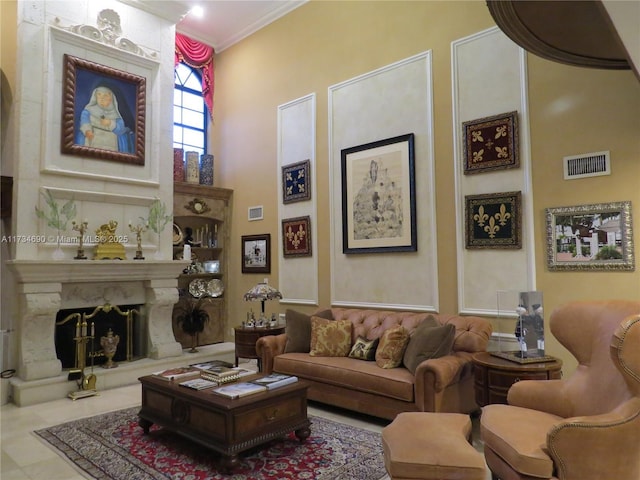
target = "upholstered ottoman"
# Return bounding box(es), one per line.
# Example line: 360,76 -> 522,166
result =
382,412 -> 486,480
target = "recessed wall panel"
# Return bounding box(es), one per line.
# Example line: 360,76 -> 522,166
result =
452,28 -> 535,315
277,94 -> 318,305
329,52 -> 438,311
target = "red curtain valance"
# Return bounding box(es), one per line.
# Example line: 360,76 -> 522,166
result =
175,33 -> 215,119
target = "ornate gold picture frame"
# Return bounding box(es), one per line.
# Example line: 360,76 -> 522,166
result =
546,201 -> 634,271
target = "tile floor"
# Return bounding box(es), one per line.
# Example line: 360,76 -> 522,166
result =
1,363 -> 491,480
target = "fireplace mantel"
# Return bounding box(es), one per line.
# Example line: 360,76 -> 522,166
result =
7,260 -> 189,284
7,259 -> 192,402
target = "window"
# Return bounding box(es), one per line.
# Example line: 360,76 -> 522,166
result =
174,63 -> 207,156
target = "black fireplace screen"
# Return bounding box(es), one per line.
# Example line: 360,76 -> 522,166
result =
55,304 -> 142,369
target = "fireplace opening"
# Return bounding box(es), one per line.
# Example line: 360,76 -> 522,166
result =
55,304 -> 145,369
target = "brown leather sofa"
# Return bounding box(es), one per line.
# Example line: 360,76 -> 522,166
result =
256,307 -> 492,420
481,300 -> 640,480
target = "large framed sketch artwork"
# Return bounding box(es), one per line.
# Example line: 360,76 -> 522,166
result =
546,201 -> 634,271
61,54 -> 146,165
341,134 -> 417,254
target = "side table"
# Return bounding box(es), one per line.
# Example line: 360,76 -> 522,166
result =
234,326 -> 285,370
472,351 -> 562,406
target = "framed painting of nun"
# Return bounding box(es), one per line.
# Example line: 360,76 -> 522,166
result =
61,54 -> 146,165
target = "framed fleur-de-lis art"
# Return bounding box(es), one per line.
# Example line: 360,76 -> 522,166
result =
282,159 -> 311,204
282,216 -> 312,257
462,111 -> 519,175
465,191 -> 522,249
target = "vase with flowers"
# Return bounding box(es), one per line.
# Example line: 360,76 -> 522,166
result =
34,189 -> 76,260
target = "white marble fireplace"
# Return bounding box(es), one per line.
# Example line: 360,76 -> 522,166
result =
6,260 -> 234,406
2,2 -> 237,406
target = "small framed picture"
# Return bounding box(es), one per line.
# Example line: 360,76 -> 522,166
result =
282,216 -> 312,257
463,111 -> 518,175
203,260 -> 220,273
282,159 -> 311,204
465,191 -> 522,249
242,234 -> 271,274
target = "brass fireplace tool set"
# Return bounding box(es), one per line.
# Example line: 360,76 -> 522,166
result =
56,303 -> 133,400
57,312 -> 98,400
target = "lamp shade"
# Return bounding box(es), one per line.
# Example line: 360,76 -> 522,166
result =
243,282 -> 283,302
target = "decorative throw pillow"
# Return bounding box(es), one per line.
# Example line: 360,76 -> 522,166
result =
348,336 -> 379,361
375,326 -> 410,369
284,309 -> 333,353
309,317 -> 352,357
402,322 -> 456,374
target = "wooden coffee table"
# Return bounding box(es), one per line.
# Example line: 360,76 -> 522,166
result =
138,374 -> 311,472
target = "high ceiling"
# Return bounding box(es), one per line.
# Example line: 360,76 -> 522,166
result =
124,0 -> 637,75
122,0 -> 306,52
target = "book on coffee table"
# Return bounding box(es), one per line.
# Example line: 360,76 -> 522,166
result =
199,366 -> 241,383
212,382 -> 267,399
198,366 -> 254,384
251,374 -> 298,390
190,360 -> 234,370
179,378 -> 219,390
152,367 -> 200,381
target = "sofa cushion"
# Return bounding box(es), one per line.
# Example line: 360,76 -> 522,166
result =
309,317 -> 352,357
376,326 -> 410,369
348,336 -> 379,361
284,308 -> 333,353
274,353 -> 415,402
403,322 -> 456,374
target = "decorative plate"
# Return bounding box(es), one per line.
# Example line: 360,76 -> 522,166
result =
207,279 -> 224,297
188,279 -> 207,298
173,223 -> 183,245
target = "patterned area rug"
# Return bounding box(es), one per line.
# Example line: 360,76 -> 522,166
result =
34,407 -> 387,480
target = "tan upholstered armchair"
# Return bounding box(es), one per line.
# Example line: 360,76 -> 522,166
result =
480,300 -> 640,480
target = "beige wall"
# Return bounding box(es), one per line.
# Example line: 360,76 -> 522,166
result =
213,1 -> 496,323
528,56 -> 640,370
212,1 -> 640,373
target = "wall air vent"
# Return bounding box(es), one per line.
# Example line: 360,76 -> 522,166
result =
563,151 -> 610,180
248,205 -> 264,221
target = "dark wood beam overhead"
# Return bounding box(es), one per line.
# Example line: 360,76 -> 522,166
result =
487,0 -> 631,70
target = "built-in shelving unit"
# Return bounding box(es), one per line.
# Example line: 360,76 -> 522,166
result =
172,182 -> 233,348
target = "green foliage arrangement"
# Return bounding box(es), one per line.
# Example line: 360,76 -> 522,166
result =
175,298 -> 210,336
34,190 -> 76,231
143,199 -> 172,234
595,245 -> 623,260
